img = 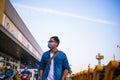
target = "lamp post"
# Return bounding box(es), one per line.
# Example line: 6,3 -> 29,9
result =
117,45 -> 120,61
96,53 -> 104,65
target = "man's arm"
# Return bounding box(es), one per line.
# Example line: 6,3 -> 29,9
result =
38,70 -> 43,80
62,53 -> 70,80
62,69 -> 68,80
11,70 -> 15,77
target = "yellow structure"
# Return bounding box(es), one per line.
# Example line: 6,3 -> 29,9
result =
76,73 -> 80,80
87,68 -> 94,80
93,65 -> 103,80
103,60 -> 119,80
82,70 -> 88,80
71,57 -> 120,80
114,75 -> 120,80
71,74 -> 76,80
79,71 -> 83,80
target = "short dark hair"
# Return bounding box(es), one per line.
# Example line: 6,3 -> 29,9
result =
51,36 -> 60,46
6,63 -> 11,66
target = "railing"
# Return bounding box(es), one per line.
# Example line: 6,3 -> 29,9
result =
71,60 -> 120,80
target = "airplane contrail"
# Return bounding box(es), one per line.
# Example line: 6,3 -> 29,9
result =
13,3 -> 119,25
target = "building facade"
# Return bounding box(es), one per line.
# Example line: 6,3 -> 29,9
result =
0,0 -> 43,70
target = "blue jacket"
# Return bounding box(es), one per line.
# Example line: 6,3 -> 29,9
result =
1,69 -> 14,77
39,50 -> 70,80
21,70 -> 31,75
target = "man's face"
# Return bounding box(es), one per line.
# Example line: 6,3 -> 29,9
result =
24,67 -> 28,71
7,65 -> 11,69
48,38 -> 58,48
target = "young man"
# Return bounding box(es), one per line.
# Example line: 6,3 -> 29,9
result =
38,36 -> 70,80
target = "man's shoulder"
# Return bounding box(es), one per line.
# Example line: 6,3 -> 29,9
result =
5,69 -> 13,72
27,70 -> 30,72
27,71 -> 31,74
43,50 -> 50,54
44,50 -> 50,53
42,50 -> 50,56
59,50 -> 66,54
42,50 -> 66,56
58,51 -> 67,57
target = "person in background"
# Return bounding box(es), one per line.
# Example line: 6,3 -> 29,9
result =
15,71 -> 21,80
13,66 -> 18,80
1,63 -> 6,72
0,63 -> 14,80
21,67 -> 31,80
33,70 -> 38,80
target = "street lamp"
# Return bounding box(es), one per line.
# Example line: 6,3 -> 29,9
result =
96,53 -> 104,65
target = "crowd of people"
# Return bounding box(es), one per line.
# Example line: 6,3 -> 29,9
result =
0,63 -> 37,80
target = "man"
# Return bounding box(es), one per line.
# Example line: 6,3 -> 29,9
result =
21,67 -> 31,80
0,63 -> 14,80
38,36 -> 70,80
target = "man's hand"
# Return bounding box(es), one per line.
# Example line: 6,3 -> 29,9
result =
38,70 -> 43,80
38,76 -> 42,80
61,76 -> 66,80
61,69 -> 68,80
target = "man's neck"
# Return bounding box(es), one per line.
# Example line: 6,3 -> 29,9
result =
50,48 -> 57,53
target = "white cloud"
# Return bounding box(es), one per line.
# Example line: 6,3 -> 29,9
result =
13,3 -> 119,25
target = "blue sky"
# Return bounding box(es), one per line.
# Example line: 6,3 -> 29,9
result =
10,0 -> 120,73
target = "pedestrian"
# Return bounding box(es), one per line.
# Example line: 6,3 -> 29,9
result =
1,63 -> 6,72
0,63 -> 14,80
38,36 -> 70,80
33,70 -> 38,80
21,67 -> 31,80
13,66 -> 18,80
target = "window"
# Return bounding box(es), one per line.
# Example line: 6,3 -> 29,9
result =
11,29 -> 14,35
26,44 -> 30,49
11,28 -> 16,37
6,23 -> 10,30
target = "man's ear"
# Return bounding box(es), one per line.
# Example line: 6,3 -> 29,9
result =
57,43 -> 59,47
55,43 -> 58,47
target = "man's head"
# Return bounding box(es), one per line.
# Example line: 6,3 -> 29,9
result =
48,36 -> 60,49
24,67 -> 28,71
6,63 -> 11,69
